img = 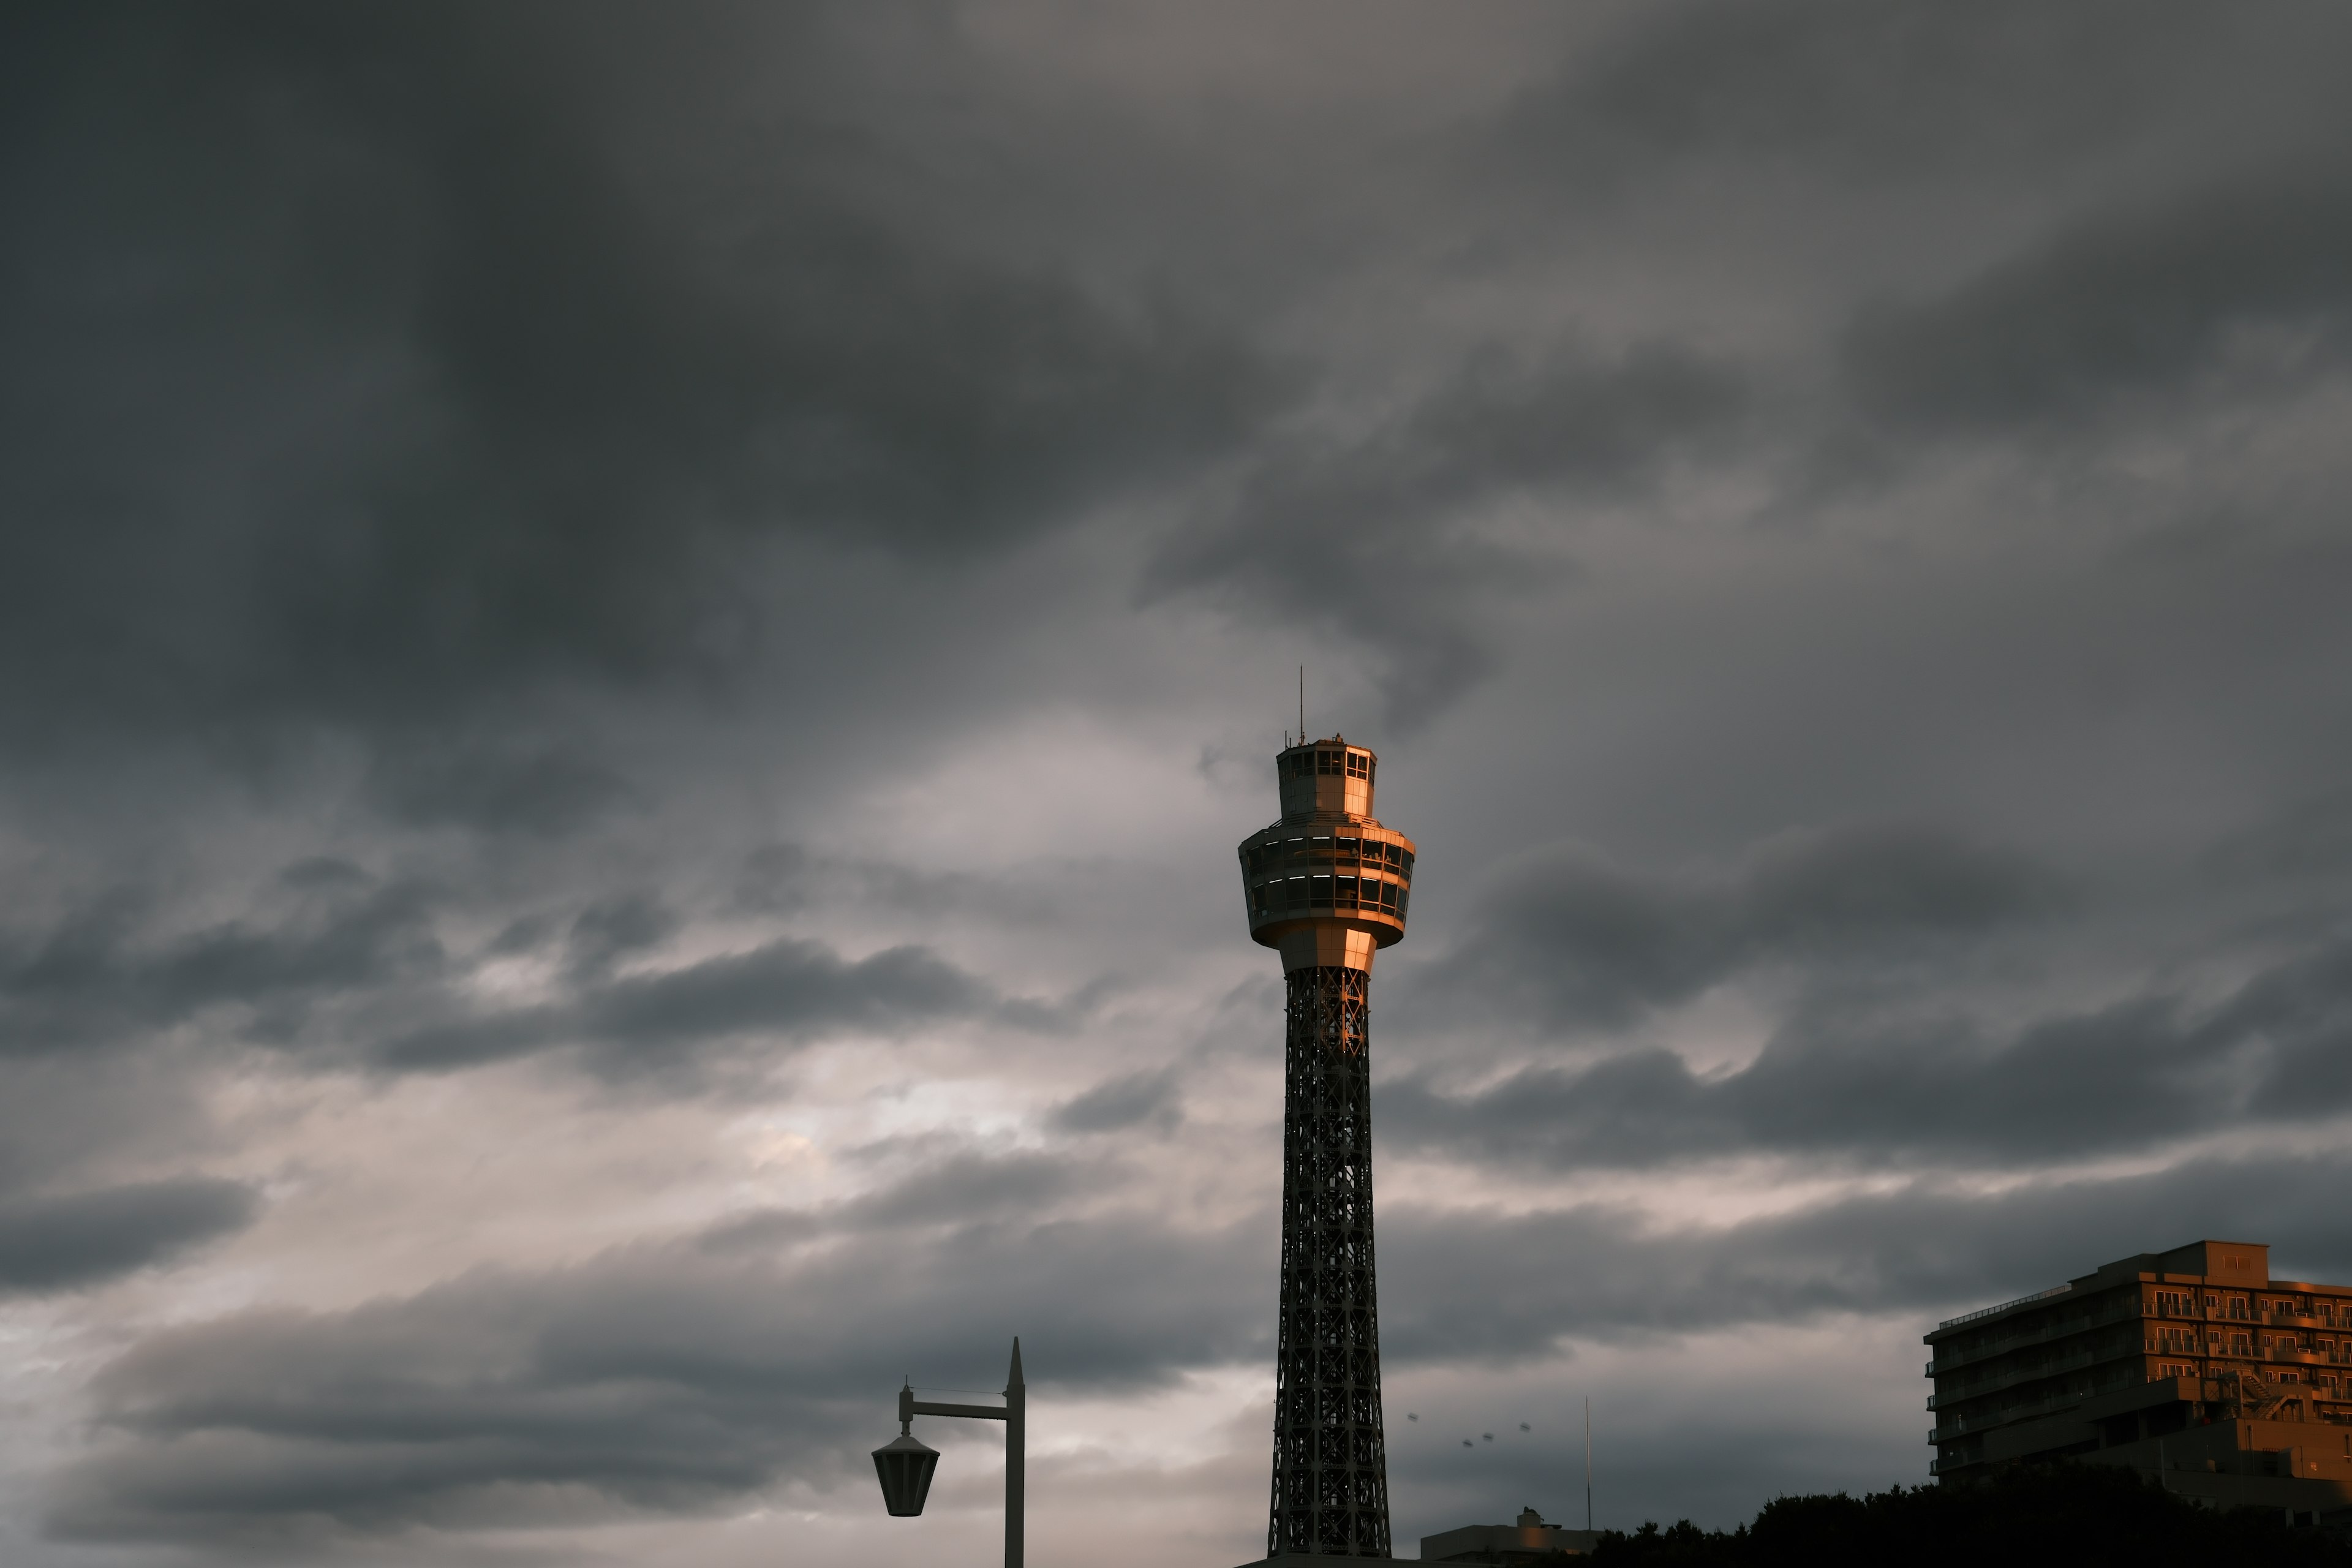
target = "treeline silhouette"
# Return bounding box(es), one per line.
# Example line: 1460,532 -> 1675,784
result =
1590,1463 -> 2352,1566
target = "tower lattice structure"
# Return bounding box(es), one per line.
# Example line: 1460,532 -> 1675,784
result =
1237,735 -> 1415,1559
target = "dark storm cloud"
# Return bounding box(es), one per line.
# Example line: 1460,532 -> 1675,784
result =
1476,0 -> 2352,507
1049,1067 -> 1185,1136
374,936 -> 1032,1079
2225,940 -> 2352,1116
837,1150 -> 1086,1230
1413,823 -> 2061,1034
47,1153 -> 1262,1543
1496,0 -> 2351,185
1847,164 -> 2352,437
1378,1147 -> 2352,1364
0,1180 -> 258,1295
1144,342 -> 1744,724
4,2 -> 2349,1558
362,741 -> 642,837
2205,788 -> 2352,886
0,861 -> 1038,1080
0,874 -> 445,1055
0,1 -> 1279,753
731,842 -> 1063,927
55,1145 -> 2352,1540
1385,929 -> 2352,1172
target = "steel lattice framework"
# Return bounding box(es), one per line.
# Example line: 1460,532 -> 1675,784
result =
1268,963 -> 1389,1558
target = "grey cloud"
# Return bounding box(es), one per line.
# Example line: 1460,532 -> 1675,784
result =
1386,929 -> 2352,1172
1144,342 -> 1743,725
562,892 -> 680,979
0,1180 -> 258,1296
701,1147 -> 1113,1250
1049,1068 -> 1185,1136
1846,164 -> 2352,437
2204,788 -> 2352,886
1416,822 -> 2060,1033
2225,940 -> 2352,1117
731,842 -> 1063,927
839,1152 -> 1093,1230
1,865 -> 1034,1084
1496,1 -> 2351,187
6,4 -> 2352,1558
1378,1147 -> 2352,1365
557,937 -> 993,1049
374,936 -> 1014,1078
362,740 -> 641,837
0,1050 -> 224,1219
0,876 -> 445,1055
48,1161 -> 1261,1544
53,1144 -> 2352,1542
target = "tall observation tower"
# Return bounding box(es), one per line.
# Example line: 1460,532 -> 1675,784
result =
1236,734 -> 1415,1559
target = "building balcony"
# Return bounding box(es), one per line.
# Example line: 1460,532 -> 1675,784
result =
1932,1348 -> 2103,1409
1929,1297 -> 2147,1373
1931,1389 -> 2082,1441
1929,1367 -> 2210,1439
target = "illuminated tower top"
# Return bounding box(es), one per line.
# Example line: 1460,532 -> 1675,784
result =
1237,734 -> 1415,976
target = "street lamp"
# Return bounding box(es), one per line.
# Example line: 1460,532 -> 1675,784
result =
871,1428 -> 938,1517
873,1337 -> 1026,1568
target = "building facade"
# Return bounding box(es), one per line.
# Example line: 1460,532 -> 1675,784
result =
1236,735 -> 1415,1560
1928,1240 -> 2352,1523
1422,1508 -> 1598,1563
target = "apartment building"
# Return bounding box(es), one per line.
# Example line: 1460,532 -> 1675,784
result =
1926,1240 -> 2352,1523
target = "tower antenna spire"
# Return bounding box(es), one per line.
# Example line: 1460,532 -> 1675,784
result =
1298,666 -> 1305,742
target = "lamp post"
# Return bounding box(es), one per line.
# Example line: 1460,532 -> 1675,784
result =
872,1338 -> 1025,1568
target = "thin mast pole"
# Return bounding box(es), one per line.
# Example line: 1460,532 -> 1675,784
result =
1585,1396 -> 1593,1534
1006,1339 -> 1025,1568
1298,666 -> 1305,742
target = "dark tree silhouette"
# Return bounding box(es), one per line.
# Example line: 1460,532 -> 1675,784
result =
1591,1464 -> 2352,1567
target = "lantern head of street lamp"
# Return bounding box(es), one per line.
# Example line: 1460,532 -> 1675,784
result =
873,1381 -> 941,1519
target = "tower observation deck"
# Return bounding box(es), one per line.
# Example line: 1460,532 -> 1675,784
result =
1236,735 -> 1415,1559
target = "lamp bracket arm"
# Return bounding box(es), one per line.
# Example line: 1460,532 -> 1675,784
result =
907,1398 -> 1009,1422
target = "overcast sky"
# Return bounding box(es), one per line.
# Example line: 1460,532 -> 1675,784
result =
5,2 -> 2352,1564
